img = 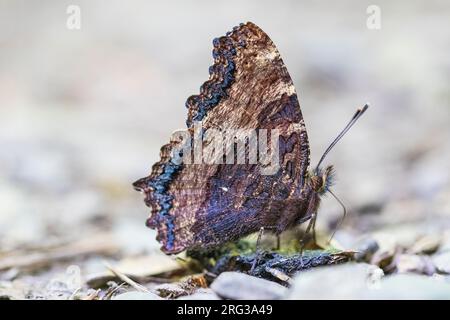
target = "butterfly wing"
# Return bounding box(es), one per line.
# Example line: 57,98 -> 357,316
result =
133,22 -> 310,254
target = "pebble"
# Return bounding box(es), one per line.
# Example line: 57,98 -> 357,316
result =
287,263 -> 384,299
394,254 -> 436,275
210,272 -> 287,300
354,237 -> 380,262
177,289 -> 221,300
409,235 -> 441,255
367,274 -> 450,299
432,252 -> 450,274
112,291 -> 162,300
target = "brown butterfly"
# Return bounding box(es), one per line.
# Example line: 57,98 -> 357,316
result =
133,22 -> 368,254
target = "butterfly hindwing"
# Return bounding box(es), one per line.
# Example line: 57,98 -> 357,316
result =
133,22 -> 310,254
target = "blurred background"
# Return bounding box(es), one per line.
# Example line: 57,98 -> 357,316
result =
0,0 -> 449,298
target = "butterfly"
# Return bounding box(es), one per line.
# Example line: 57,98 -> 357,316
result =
133,22 -> 368,254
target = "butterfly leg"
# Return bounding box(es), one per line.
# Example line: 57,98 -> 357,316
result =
250,227 -> 265,274
265,226 -> 280,250
312,213 -> 317,244
300,212 -> 316,267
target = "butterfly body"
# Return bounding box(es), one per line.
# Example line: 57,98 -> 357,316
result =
133,22 -> 342,254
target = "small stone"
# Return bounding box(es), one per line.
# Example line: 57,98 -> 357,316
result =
154,283 -> 188,299
86,273 -> 117,289
371,249 -> 396,270
112,291 -> 162,300
113,254 -> 182,278
394,254 -> 436,275
432,252 -> 450,274
409,235 -> 441,255
354,237 -> 379,262
177,289 -> 220,300
210,272 -> 287,300
154,274 -> 207,299
367,274 -> 450,299
287,263 -> 383,299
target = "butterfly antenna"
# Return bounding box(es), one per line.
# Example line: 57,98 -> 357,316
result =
315,103 -> 369,173
327,189 -> 347,244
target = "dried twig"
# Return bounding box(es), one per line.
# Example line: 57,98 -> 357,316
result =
103,262 -> 150,293
104,282 -> 126,300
